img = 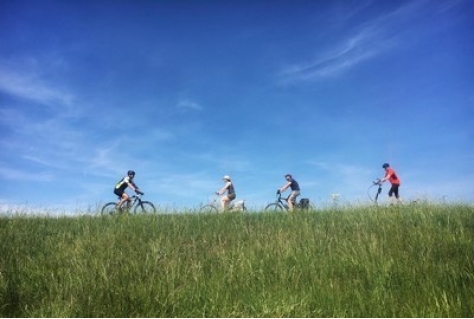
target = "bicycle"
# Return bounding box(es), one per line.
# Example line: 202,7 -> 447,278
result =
368,178 -> 415,206
367,178 -> 383,205
101,191 -> 156,215
199,195 -> 246,213
264,190 -> 311,212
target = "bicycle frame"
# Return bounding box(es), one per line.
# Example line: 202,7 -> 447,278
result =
264,190 -> 313,212
207,196 -> 220,208
276,193 -> 290,210
117,194 -> 143,210
199,195 -> 246,213
273,192 -> 297,211
101,192 -> 156,215
368,178 -> 383,205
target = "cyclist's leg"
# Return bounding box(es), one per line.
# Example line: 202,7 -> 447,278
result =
221,195 -> 231,211
115,189 -> 130,209
227,194 -> 236,210
124,194 -> 132,210
288,191 -> 300,211
388,185 -> 398,205
392,184 -> 401,204
114,189 -> 123,207
393,184 -> 400,198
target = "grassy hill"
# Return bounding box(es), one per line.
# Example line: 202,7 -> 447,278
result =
1,204 -> 473,317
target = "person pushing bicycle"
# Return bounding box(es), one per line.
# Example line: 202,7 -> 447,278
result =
278,174 -> 300,211
216,175 -> 236,211
380,163 -> 401,205
114,170 -> 142,211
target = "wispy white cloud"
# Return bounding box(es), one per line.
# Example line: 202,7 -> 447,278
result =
0,61 -> 74,109
279,25 -> 390,83
22,155 -> 54,167
276,0 -> 441,84
177,99 -> 203,111
88,146 -> 118,170
85,139 -> 141,178
0,105 -> 89,171
286,26 -> 381,76
0,165 -> 54,182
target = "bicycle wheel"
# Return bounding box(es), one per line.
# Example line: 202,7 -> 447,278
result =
264,203 -> 284,212
101,202 -> 118,215
199,205 -> 219,213
134,201 -> 157,214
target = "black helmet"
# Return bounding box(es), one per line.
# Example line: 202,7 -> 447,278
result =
127,170 -> 135,176
382,163 -> 390,169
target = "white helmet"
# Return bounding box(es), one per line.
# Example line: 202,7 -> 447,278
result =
223,175 -> 231,181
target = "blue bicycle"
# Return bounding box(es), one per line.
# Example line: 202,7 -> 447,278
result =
264,190 -> 311,212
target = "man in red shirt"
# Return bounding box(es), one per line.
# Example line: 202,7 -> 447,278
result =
381,163 -> 401,204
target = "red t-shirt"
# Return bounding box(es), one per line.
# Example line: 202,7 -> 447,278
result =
385,168 -> 401,185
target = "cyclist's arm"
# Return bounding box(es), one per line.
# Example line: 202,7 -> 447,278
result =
279,181 -> 291,193
217,182 -> 231,195
127,182 -> 138,192
380,171 -> 392,183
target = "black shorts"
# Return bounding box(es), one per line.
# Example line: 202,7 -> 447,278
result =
114,188 -> 124,197
228,193 -> 236,200
388,184 -> 400,198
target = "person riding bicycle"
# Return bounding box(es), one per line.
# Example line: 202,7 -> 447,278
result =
380,163 -> 401,204
216,175 -> 236,211
114,170 -> 142,210
278,174 -> 300,211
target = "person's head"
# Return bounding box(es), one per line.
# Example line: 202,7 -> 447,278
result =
127,170 -> 136,178
223,175 -> 231,182
382,163 -> 390,170
285,174 -> 292,181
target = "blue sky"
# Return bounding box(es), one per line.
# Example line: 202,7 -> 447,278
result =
0,0 -> 473,213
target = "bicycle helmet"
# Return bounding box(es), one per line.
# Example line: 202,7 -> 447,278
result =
382,163 -> 390,169
223,175 -> 231,181
127,170 -> 136,176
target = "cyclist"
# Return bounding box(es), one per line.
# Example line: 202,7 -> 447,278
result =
380,163 -> 401,204
216,175 -> 236,211
278,174 -> 300,211
114,170 -> 141,210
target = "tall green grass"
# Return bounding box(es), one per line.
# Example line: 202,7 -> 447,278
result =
1,204 -> 473,317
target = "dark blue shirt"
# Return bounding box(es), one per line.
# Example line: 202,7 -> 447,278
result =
289,178 -> 300,191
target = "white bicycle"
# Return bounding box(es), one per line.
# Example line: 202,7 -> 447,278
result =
199,195 -> 246,213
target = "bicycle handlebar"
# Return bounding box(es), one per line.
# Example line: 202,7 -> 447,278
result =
275,191 -> 292,202
131,191 -> 145,199
367,179 -> 382,203
274,191 -> 299,206
372,178 -> 382,186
